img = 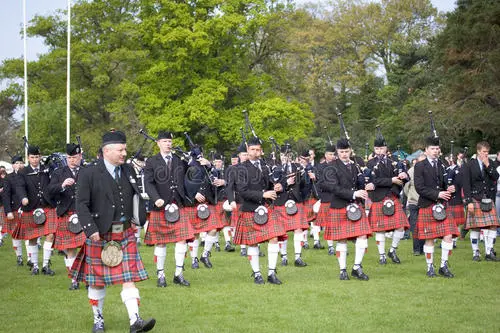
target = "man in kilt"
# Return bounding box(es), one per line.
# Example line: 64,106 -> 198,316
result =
71,130 -> 155,333
462,141 -> 500,261
2,154 -> 26,265
226,143 -> 249,256
414,136 -> 459,278
0,166 -> 6,246
14,144 -> 58,276
234,136 -> 286,285
367,131 -> 410,265
316,143 -> 337,255
47,143 -> 86,290
274,147 -> 309,267
143,131 -> 194,287
321,138 -> 373,281
184,145 -> 226,270
212,153 -> 235,252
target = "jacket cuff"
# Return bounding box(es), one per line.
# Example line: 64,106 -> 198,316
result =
83,222 -> 99,238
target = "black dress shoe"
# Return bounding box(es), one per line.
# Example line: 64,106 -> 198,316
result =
413,251 -> 422,256
438,263 -> 454,278
302,242 -> 309,250
224,243 -> 235,252
42,265 -> 56,276
240,248 -> 247,256
328,246 -> 335,256
191,257 -> 199,269
339,269 -> 350,280
173,274 -> 190,286
351,266 -> 369,281
258,250 -> 266,257
27,260 -> 33,269
426,265 -> 437,278
281,257 -> 288,266
92,321 -> 104,333
387,250 -> 401,264
157,275 -> 167,288
472,250 -> 481,262
200,252 -> 213,268
267,272 -> 282,285
253,273 -> 265,285
130,317 -> 156,333
16,255 -> 24,266
313,242 -> 324,249
379,256 -> 387,265
294,257 -> 307,267
215,242 -> 221,252
69,281 -> 80,290
31,267 -> 39,276
485,252 -> 500,261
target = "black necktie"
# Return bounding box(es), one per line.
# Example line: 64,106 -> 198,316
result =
166,155 -> 172,170
114,166 -> 120,183
72,168 -> 79,178
254,161 -> 261,172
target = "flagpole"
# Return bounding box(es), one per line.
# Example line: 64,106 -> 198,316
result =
66,0 -> 71,143
23,0 -> 28,159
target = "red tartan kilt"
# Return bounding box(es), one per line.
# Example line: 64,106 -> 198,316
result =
465,201 -> 500,230
447,204 -> 466,226
368,198 -> 409,232
323,208 -> 372,241
188,205 -> 226,233
272,204 -> 309,231
215,201 -> 232,227
315,202 -> 332,227
53,212 -> 86,250
303,198 -> 317,222
1,213 -> 19,234
144,209 -> 196,245
12,208 -> 58,240
414,206 -> 460,239
233,210 -> 286,245
70,227 -> 148,287
0,206 -> 4,228
230,203 -> 240,227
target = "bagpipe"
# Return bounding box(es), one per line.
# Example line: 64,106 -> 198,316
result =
337,112 -> 370,188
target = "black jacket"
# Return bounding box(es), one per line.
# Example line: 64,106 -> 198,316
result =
184,163 -> 216,206
462,158 -> 499,203
2,172 -> 23,214
236,159 -> 273,212
16,165 -> 55,211
225,164 -> 241,204
76,159 -> 147,238
317,161 -> 334,203
47,166 -> 80,216
320,159 -> 362,209
414,158 -> 447,208
144,153 -> 187,209
274,163 -> 302,206
367,157 -> 405,202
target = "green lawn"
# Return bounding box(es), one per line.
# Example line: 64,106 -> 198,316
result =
0,233 -> 499,333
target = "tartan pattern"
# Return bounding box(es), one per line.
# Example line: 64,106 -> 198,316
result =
368,197 -> 409,232
230,203 -> 240,227
315,202 -> 332,227
233,210 -> 286,245
1,214 -> 18,235
447,204 -> 466,226
303,198 -> 317,222
70,227 -> 148,287
188,205 -> 226,233
144,209 -> 196,244
12,208 -> 58,240
464,201 -> 500,230
323,207 -> 372,241
414,206 -> 460,239
0,206 -> 4,228
215,201 -> 232,227
53,211 -> 86,250
272,204 -> 309,231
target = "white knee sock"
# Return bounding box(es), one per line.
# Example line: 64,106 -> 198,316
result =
336,243 -> 347,270
121,287 -> 140,325
29,245 -> 39,268
312,224 -> 321,242
42,241 -> 53,267
267,243 -> 279,275
293,232 -> 302,259
154,246 -> 167,277
223,227 -> 231,243
327,240 -> 334,247
248,246 -> 260,274
353,238 -> 368,268
13,239 -> 23,257
279,240 -> 287,256
441,241 -> 453,267
470,230 -> 480,254
424,245 -> 434,269
202,235 -> 217,257
487,229 -> 497,255
188,239 -> 199,262
174,242 -> 187,276
391,230 -> 405,251
88,287 -> 106,324
375,232 -> 386,256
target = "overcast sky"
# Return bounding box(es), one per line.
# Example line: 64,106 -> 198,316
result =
0,0 -> 457,63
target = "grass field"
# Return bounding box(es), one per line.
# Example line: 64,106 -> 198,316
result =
0,233 -> 499,333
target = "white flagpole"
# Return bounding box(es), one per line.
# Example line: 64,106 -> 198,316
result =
66,0 -> 71,143
23,0 -> 28,158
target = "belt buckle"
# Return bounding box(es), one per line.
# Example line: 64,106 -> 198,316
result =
111,223 -> 124,233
